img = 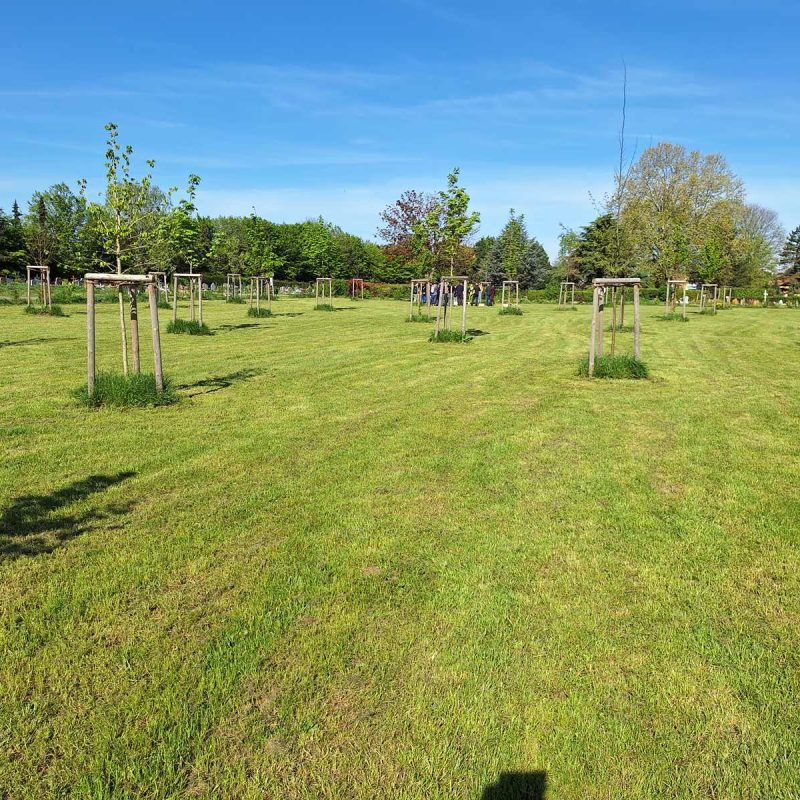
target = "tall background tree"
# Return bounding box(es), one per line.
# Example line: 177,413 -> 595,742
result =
779,225 -> 800,276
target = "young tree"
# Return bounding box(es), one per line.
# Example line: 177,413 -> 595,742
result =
156,174 -> 204,274
779,226 -> 800,274
554,226 -> 581,282
437,167 -> 480,276
84,123 -> 173,375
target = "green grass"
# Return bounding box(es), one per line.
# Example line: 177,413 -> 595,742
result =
72,371 -> 179,408
577,353 -> 650,379
499,305 -> 524,316
407,313 -> 431,323
699,307 -> 719,315
166,318 -> 213,335
314,303 -> 336,311
24,304 -> 65,317
247,307 -> 273,318
1,299 -> 799,799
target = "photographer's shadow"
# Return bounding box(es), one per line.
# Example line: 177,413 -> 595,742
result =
481,771 -> 547,799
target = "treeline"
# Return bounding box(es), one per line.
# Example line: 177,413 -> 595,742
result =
1,126 -> 798,289
0,186 -> 398,284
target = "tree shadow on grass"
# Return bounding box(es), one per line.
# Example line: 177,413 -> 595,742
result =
466,328 -> 490,336
272,312 -> 304,317
0,471 -> 136,560
0,336 -> 78,348
481,772 -> 547,799
217,323 -> 264,332
177,368 -> 266,396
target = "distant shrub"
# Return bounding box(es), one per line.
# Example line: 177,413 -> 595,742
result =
698,308 -> 717,315
166,319 -> 212,335
429,329 -> 472,343
247,307 -> 273,317
499,306 -> 523,316
73,372 -> 179,408
578,354 -> 649,379
24,304 -> 65,317
226,296 -> 245,304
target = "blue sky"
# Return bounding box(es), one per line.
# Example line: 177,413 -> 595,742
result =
2,0 -> 798,257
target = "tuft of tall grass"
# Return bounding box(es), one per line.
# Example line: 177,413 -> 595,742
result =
314,304 -> 335,312
429,329 -> 473,343
24,304 -> 65,316
659,312 -> 690,322
578,354 -> 649,379
73,372 -> 179,408
166,319 -> 212,335
406,313 -> 431,323
226,296 -> 246,304
604,323 -> 633,332
499,306 -> 524,316
247,307 -> 273,317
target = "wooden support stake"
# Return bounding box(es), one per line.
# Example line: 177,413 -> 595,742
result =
129,287 -> 141,374
610,287 -> 618,356
633,284 -> 641,358
148,283 -> 164,393
26,267 -> 31,306
172,275 -> 178,322
434,279 -> 444,337
198,278 -> 203,324
461,278 -> 468,335
596,288 -> 604,357
589,285 -> 599,376
87,280 -> 96,396
118,286 -> 129,376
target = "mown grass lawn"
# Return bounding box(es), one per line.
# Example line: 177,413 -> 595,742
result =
1,298 -> 798,799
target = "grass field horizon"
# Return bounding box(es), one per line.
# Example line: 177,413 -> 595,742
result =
1,298 -> 799,798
